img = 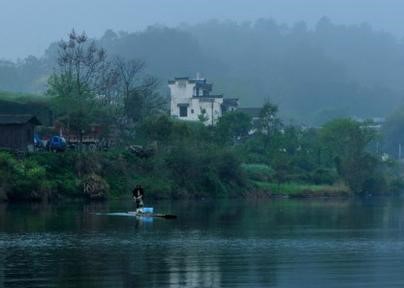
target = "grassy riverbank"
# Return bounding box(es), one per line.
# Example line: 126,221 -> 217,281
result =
0,150 -> 352,202
250,181 -> 351,198
0,147 -> 246,202
1,114 -> 403,202
1,96 -> 403,202
0,148 -> 388,203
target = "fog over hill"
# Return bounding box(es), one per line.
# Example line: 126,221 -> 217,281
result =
1,0 -> 404,60
1,17 -> 404,124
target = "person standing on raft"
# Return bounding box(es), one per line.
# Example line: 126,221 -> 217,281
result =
132,185 -> 144,213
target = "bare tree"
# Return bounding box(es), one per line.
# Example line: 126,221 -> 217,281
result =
114,56 -> 145,102
113,57 -> 166,123
54,30 -> 107,98
48,30 -> 167,145
48,30 -> 111,142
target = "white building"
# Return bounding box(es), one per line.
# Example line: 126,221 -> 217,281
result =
169,76 -> 238,125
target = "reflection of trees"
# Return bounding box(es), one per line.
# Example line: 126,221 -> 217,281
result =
0,205 -> 5,286
163,200 -> 280,287
256,198 -> 404,287
3,199 -> 404,286
0,247 -> 3,287
0,203 -> 5,228
166,251 -> 221,287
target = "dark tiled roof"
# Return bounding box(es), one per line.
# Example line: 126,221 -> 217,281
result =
169,77 -> 211,86
0,114 -> 41,125
195,82 -> 212,92
169,77 -> 190,84
223,98 -> 239,107
238,108 -> 261,118
194,95 -> 223,100
198,98 -> 215,102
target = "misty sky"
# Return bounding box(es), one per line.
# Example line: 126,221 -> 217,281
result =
0,0 -> 403,60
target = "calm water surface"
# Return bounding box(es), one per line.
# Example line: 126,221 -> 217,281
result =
1,198 -> 404,287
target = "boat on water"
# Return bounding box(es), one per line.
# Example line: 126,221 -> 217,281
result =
95,207 -> 177,219
127,211 -> 177,219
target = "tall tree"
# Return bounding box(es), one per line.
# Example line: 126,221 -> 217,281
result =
320,118 -> 378,193
215,111 -> 252,144
113,57 -> 166,123
382,107 -> 404,158
257,102 -> 282,137
47,30 -> 111,137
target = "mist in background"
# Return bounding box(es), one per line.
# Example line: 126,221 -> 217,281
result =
1,0 -> 403,60
1,0 -> 404,124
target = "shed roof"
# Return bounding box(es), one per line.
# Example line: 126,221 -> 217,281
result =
223,98 -> 239,107
238,108 -> 262,118
0,114 -> 41,125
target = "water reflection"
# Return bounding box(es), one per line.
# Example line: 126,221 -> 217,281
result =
1,198 -> 404,287
167,253 -> 221,287
0,248 -> 3,287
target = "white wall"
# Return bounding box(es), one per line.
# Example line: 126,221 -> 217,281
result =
169,79 -> 223,125
169,80 -> 195,119
199,99 -> 223,125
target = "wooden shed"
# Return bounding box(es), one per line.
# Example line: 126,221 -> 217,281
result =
0,114 -> 41,151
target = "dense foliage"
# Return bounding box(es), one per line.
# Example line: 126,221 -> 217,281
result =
0,106 -> 402,202
1,25 -> 403,202
382,107 -> 404,159
46,31 -> 166,144
319,119 -> 380,193
1,18 -> 404,124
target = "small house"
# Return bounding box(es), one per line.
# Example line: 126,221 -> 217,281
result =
0,114 -> 41,151
238,108 -> 262,121
169,76 -> 239,125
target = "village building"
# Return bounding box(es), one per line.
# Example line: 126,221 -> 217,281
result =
0,99 -> 52,126
238,107 -> 262,121
0,114 -> 41,151
169,76 -> 239,125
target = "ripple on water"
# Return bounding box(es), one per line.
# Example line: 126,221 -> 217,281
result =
2,198 -> 404,287
1,231 -> 404,254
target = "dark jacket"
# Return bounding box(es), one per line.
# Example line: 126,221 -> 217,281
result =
133,187 -> 144,209
132,186 -> 144,198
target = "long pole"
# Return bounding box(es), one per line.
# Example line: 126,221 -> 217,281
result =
211,99 -> 214,126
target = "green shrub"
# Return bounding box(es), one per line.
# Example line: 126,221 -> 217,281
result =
310,168 -> 337,185
242,164 -> 275,181
140,176 -> 173,200
0,153 -> 49,201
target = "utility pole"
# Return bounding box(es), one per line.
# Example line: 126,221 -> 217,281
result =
211,99 -> 214,126
399,143 -> 402,160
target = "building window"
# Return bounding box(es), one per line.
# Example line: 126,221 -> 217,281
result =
179,106 -> 188,117
26,128 -> 31,140
191,109 -> 194,114
178,80 -> 186,88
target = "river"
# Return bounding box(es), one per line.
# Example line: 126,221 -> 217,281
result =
1,198 -> 404,287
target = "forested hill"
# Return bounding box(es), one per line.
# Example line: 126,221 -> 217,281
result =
1,17 -> 404,124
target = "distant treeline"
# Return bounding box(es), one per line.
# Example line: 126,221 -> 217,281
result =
0,91 -> 52,125
1,18 -> 404,124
